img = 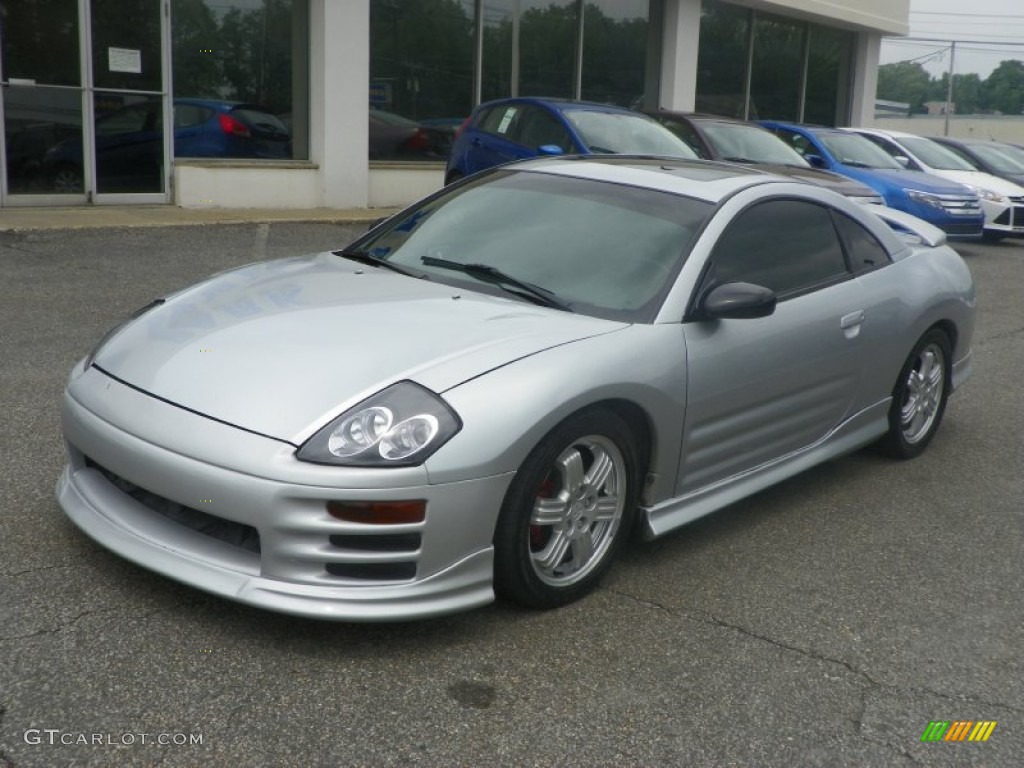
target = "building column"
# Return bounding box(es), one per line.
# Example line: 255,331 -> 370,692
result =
848,31 -> 881,128
658,0 -> 701,111
309,0 -> 369,207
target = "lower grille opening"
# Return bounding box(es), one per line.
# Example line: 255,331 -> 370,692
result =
325,562 -> 416,581
85,457 -> 261,554
329,533 -> 421,552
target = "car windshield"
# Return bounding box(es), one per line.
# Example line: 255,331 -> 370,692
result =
817,132 -> 903,169
968,143 -> 1024,173
898,136 -> 976,171
352,170 -> 712,321
702,122 -> 808,166
564,109 -> 698,158
996,143 -> 1024,167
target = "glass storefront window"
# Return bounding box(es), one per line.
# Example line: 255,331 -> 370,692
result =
695,0 -> 750,119
697,0 -> 853,125
750,12 -> 803,121
805,25 -> 853,126
171,0 -> 309,160
482,0 -> 578,103
369,0 -> 475,160
580,0 -> 650,108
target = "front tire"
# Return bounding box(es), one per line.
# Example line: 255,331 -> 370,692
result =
493,408 -> 641,609
876,329 -> 951,459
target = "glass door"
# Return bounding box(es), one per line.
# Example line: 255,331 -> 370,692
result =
89,0 -> 169,201
0,0 -> 170,206
1,0 -> 88,204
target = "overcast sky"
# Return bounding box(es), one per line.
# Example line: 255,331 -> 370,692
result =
880,0 -> 1024,78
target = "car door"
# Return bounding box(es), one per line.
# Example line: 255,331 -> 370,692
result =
677,198 -> 869,494
463,103 -> 531,173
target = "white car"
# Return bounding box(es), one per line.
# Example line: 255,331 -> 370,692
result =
850,127 -> 1024,241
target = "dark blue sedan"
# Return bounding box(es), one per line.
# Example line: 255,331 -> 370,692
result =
444,97 -> 697,184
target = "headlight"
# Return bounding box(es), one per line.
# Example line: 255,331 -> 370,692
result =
84,298 -> 165,369
905,189 -> 945,210
297,381 -> 461,467
963,185 -> 1007,204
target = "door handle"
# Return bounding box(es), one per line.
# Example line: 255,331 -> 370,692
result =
840,310 -> 865,329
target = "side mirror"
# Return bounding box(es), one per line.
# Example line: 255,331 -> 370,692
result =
894,154 -> 911,168
537,144 -> 564,156
700,282 -> 777,320
805,153 -> 826,169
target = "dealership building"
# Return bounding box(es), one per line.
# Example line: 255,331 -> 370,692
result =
0,0 -> 909,211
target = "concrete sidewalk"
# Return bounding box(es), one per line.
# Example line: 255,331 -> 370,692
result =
0,204 -> 402,232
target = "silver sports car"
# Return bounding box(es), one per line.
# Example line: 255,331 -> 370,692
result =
57,157 -> 975,621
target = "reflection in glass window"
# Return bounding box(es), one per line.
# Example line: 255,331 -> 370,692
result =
0,0 -> 80,86
750,12 -> 803,121
805,25 -> 852,126
581,1 -> 650,108
171,0 -> 308,160
369,0 -> 475,160
710,200 -> 847,296
482,0 -> 578,102
696,0 -> 751,119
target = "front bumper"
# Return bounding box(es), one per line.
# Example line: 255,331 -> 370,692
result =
982,196 -> 1024,236
57,367 -> 514,621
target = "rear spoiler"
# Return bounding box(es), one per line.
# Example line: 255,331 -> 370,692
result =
868,206 -> 947,247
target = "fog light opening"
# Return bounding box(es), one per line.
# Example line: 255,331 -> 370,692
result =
326,500 -> 426,525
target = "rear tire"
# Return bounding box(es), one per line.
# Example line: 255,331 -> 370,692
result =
982,231 -> 1005,243
875,329 -> 951,459
493,408 -> 641,609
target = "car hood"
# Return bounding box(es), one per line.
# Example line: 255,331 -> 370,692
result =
92,253 -> 627,442
748,163 -> 879,198
844,166 -> 973,195
927,169 -> 1024,196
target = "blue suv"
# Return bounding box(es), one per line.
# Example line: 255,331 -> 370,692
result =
445,97 -> 696,184
760,121 -> 984,236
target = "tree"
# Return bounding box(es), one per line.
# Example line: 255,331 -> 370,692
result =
984,59 -> 1024,115
876,61 -> 933,113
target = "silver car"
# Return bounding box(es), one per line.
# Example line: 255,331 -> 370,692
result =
57,157 -> 975,621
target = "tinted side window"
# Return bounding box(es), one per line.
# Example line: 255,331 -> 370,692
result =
478,105 -> 520,137
861,134 -> 903,160
174,104 -> 213,129
512,106 -> 571,151
833,212 -> 892,274
660,118 -> 708,158
707,200 -> 848,297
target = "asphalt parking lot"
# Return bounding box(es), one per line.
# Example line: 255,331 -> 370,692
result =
1,222 -> 1021,767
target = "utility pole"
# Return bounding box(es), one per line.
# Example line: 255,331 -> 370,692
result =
944,41 -> 956,136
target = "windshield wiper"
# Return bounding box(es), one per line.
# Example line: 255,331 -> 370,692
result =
335,248 -> 427,278
420,256 -> 571,311
840,159 -> 873,168
721,155 -> 756,163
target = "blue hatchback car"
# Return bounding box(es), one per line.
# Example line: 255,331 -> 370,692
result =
44,98 -> 291,193
760,121 -> 984,236
445,97 -> 697,184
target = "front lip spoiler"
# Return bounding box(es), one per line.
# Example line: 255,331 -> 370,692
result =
57,465 -> 496,622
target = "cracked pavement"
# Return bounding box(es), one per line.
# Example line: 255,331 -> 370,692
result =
1,225 -> 1021,767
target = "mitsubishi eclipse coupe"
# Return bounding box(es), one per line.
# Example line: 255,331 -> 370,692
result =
57,157 -> 975,621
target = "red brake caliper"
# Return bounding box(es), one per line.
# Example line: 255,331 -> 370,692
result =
530,475 -> 556,551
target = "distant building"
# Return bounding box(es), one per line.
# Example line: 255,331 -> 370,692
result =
925,101 -> 955,116
876,99 -> 911,118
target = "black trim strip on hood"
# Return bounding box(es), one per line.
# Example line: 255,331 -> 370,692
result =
92,364 -> 298,447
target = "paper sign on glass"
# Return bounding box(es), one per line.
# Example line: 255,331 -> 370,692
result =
108,47 -> 142,74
